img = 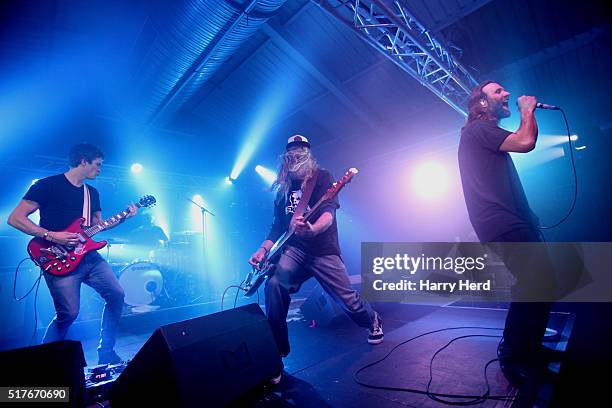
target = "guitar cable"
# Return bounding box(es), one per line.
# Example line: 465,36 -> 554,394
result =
220,284 -> 262,311
221,285 -> 245,311
13,257 -> 40,301
13,257 -> 44,345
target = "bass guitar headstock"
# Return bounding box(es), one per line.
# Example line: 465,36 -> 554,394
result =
322,168 -> 358,201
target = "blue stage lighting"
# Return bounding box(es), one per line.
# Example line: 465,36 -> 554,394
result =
229,89 -> 288,181
131,163 -> 143,173
255,165 -> 276,186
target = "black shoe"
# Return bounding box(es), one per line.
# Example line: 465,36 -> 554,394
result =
499,357 -> 558,387
537,345 -> 565,362
368,312 -> 384,345
269,359 -> 285,386
98,349 -> 123,365
270,371 -> 283,385
498,341 -> 564,363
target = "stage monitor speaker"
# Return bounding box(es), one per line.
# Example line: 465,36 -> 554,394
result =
0,340 -> 86,407
108,303 -> 282,407
300,284 -> 347,327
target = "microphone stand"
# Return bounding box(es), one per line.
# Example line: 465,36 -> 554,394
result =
187,197 -> 216,303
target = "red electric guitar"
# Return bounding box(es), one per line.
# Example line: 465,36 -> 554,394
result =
242,168 -> 358,297
27,195 -> 156,276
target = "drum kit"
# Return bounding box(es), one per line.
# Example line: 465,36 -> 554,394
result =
106,232 -> 205,312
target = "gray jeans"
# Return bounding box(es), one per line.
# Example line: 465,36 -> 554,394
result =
264,246 -> 377,356
42,252 -> 125,352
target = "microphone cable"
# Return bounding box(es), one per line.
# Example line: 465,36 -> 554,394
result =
538,108 -> 578,229
353,326 -> 517,404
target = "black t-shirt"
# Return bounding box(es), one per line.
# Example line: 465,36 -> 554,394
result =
23,174 -> 102,231
458,119 -> 538,241
266,168 -> 341,256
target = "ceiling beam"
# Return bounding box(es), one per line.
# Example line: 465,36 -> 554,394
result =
486,26 -> 607,79
261,20 -> 386,135
430,0 -> 495,33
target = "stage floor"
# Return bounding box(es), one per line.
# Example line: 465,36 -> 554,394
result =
81,301 -> 569,407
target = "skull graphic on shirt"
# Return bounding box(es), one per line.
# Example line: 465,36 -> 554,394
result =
286,189 -> 302,215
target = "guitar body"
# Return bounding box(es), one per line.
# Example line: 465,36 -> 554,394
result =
27,218 -> 107,276
243,262 -> 274,297
25,195 -> 156,277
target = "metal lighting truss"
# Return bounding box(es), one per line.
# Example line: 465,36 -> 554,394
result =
315,0 -> 478,116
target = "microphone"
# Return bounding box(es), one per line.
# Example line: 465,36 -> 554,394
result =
536,102 -> 560,110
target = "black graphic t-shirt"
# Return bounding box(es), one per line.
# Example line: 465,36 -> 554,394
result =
23,174 -> 101,231
458,119 -> 538,241
266,168 -> 341,256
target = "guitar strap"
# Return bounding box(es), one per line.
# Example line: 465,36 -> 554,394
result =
289,170 -> 318,226
83,185 -> 91,226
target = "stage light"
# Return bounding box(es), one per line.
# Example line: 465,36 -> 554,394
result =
410,161 -> 449,200
193,194 -> 204,204
575,145 -> 586,150
512,146 -> 565,170
190,194 -> 211,233
224,176 -> 234,186
539,134 -> 579,147
255,165 -> 276,187
131,163 -> 143,173
129,166 -> 170,237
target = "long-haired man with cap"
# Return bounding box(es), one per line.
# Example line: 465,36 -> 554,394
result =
458,82 -> 560,392
248,135 -> 383,383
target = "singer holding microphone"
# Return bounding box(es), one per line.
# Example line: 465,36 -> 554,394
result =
457,81 -> 561,393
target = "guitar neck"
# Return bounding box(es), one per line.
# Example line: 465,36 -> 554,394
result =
302,196 -> 329,224
83,204 -> 140,237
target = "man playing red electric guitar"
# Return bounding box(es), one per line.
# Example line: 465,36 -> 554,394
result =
7,143 -> 137,364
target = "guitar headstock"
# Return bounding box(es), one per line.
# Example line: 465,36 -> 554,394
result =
137,195 -> 157,208
322,168 -> 358,201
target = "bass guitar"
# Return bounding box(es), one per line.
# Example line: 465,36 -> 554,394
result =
28,195 -> 156,276
242,169 -> 358,297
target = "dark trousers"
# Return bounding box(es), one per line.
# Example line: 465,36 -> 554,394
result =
264,246 -> 377,356
42,252 -> 125,352
492,227 -> 552,357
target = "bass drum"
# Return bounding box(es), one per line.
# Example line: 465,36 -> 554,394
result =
118,261 -> 164,309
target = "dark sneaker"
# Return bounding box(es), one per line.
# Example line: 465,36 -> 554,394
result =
270,371 -> 282,385
537,345 -> 565,362
98,349 -> 123,365
269,359 -> 284,385
498,340 -> 564,364
368,313 -> 384,344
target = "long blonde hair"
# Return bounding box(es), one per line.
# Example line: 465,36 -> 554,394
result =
271,147 -> 318,204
